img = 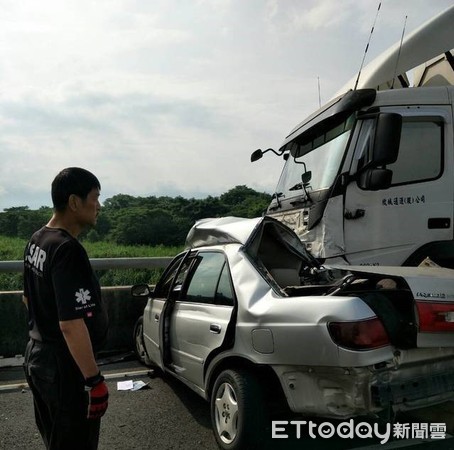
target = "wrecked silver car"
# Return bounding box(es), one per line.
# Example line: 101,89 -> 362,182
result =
133,216 -> 454,449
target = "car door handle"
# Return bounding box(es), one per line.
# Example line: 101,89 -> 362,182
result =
210,323 -> 221,334
154,314 -> 160,322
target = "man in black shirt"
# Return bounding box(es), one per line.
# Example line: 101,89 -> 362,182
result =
23,167 -> 109,450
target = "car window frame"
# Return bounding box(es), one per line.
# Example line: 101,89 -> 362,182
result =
154,251 -> 195,300
179,250 -> 236,307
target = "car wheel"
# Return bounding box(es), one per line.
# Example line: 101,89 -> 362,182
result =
133,316 -> 148,365
211,369 -> 266,450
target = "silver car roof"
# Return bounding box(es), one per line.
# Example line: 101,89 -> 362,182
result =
185,216 -> 263,248
185,215 -> 320,268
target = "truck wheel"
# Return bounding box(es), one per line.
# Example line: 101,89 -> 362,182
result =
133,316 -> 148,365
211,369 -> 267,449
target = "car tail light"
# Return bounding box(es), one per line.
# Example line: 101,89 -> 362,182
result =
416,301 -> 454,333
328,317 -> 390,350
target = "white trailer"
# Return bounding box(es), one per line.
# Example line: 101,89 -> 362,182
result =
252,5 -> 454,267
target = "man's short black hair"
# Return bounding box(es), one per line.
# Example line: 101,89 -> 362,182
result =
51,167 -> 101,212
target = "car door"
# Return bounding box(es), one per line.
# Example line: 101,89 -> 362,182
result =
142,253 -> 188,369
167,251 -> 236,389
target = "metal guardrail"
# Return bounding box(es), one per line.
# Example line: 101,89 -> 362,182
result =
0,257 -> 174,360
0,257 -> 174,273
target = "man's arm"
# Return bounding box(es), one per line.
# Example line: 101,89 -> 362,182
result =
59,318 -> 99,379
60,318 -> 109,419
22,295 -> 28,309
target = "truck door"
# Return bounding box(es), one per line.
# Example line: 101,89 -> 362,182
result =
343,109 -> 453,266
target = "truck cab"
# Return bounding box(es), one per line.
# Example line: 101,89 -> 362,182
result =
253,5 -> 454,267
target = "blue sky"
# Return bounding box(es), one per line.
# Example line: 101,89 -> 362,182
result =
0,0 -> 452,209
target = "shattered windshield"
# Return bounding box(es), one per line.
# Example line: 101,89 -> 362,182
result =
274,116 -> 354,200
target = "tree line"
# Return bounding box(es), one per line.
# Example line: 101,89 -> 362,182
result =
0,186 -> 271,246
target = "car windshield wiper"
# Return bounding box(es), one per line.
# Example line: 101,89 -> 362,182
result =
289,182 -> 303,191
288,182 -> 313,203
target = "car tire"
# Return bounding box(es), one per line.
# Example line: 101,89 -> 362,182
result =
133,316 -> 149,365
211,369 -> 267,450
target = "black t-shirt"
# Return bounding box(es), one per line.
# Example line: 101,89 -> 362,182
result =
23,226 -> 108,350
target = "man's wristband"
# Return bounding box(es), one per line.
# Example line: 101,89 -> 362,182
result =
85,371 -> 105,388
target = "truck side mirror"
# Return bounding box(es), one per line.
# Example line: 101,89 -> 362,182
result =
370,113 -> 402,166
251,149 -> 263,162
301,171 -> 312,185
250,147 -> 284,162
358,168 -> 393,191
357,112 -> 401,190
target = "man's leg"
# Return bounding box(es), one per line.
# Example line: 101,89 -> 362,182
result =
48,347 -> 101,450
24,340 -> 53,448
24,340 -> 101,450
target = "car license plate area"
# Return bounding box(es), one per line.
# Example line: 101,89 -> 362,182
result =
371,371 -> 454,407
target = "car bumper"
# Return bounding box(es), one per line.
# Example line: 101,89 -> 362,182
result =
272,360 -> 454,419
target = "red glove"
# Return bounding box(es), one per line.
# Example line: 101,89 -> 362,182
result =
85,372 -> 109,420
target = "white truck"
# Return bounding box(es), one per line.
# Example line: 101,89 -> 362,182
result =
252,5 -> 454,267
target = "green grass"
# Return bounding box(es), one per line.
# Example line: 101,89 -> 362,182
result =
0,234 -> 181,261
84,241 -> 182,258
0,235 -> 182,290
0,235 -> 28,260
83,241 -> 182,287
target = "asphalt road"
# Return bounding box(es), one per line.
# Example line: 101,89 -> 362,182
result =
1,358 -> 453,450
0,358 -> 217,450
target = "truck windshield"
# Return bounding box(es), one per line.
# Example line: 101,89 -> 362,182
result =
274,116 -> 354,200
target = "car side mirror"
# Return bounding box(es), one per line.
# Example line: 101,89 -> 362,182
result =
131,284 -> 154,298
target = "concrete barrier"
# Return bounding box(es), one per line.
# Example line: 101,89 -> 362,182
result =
0,257 -> 173,360
0,287 -> 147,358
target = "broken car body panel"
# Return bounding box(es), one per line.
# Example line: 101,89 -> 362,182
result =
139,216 -> 454,418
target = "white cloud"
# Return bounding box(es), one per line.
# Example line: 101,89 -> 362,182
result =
0,0 -> 452,209
293,0 -> 352,30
